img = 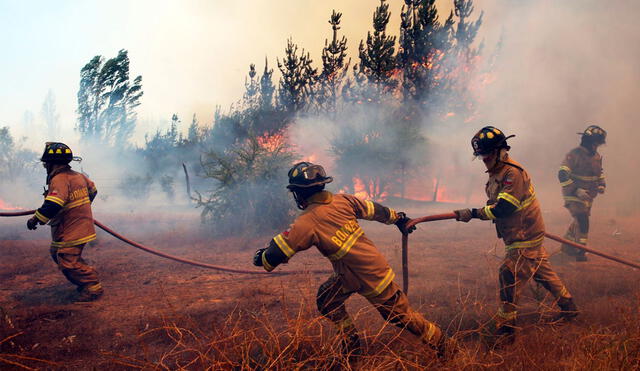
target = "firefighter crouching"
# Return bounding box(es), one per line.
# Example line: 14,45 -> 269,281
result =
253,162 -> 456,359
453,127 -> 578,344
558,125 -> 607,262
26,142 -> 103,302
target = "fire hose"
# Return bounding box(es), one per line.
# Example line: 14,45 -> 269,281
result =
1,209 -> 330,276
400,212 -> 640,294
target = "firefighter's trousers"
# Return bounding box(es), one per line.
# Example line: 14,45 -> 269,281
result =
561,201 -> 592,257
50,243 -> 102,293
316,274 -> 442,346
499,247 -> 571,317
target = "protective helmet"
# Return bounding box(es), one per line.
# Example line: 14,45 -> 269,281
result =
579,125 -> 606,144
40,142 -> 73,164
286,161 -> 333,190
471,126 -> 515,156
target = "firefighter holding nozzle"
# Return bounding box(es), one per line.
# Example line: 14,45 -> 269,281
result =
452,127 -> 578,344
26,142 -> 103,302
253,162 -> 456,359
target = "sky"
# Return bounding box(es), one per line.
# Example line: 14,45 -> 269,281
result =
1,0 -> 462,147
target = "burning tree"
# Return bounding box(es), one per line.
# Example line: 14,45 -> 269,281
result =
196,134 -> 294,236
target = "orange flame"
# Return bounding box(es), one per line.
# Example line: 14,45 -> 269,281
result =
256,133 -> 285,152
0,198 -> 21,210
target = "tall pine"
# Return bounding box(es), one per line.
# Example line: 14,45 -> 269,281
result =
357,0 -> 397,102
317,10 -> 350,115
277,39 -> 317,113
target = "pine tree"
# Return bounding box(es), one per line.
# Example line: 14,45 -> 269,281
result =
41,90 -> 60,140
357,0 -> 397,101
317,10 -> 349,115
76,49 -> 143,146
277,38 -> 318,112
397,0 -> 454,106
259,57 -> 275,109
187,113 -> 200,144
243,63 -> 259,108
454,0 -> 483,60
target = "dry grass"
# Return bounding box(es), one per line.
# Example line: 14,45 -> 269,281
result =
1,210 -> 639,369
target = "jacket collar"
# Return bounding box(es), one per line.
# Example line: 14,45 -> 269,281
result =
47,165 -> 71,184
306,191 -> 333,205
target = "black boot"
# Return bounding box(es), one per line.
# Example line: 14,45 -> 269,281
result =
433,333 -> 459,360
491,319 -> 516,348
575,252 -> 588,262
554,297 -> 579,321
340,330 -> 362,363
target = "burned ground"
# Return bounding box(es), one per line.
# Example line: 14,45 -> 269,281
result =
1,205 -> 639,370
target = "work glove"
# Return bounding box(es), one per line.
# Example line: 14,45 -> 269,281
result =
454,208 -> 473,222
395,212 -> 416,234
575,188 -> 592,201
597,185 -> 605,194
253,248 -> 266,266
27,217 -> 39,230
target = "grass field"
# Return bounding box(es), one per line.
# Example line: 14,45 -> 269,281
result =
1,206 -> 639,369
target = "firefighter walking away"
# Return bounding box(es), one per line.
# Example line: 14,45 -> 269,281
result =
26,142 -> 103,302
558,125 -> 607,262
452,127 -> 578,346
253,161 -> 457,361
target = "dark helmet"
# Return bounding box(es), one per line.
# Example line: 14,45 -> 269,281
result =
579,125 -> 606,145
40,142 -> 73,164
471,126 -> 515,156
286,161 -> 333,190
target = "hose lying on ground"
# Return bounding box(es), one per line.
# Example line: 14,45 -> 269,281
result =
407,212 -> 640,270
1,209 -> 330,276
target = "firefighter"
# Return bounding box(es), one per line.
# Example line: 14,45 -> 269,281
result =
253,161 -> 455,359
26,142 -> 103,302
558,125 -> 607,262
452,126 -> 578,343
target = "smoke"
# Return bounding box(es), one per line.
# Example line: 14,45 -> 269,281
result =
287,0 -> 640,219
465,0 -> 640,216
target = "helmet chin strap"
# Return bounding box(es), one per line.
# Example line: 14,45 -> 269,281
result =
292,190 -> 307,210
484,148 -> 508,171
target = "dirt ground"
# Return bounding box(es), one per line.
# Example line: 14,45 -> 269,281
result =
1,205 -> 639,370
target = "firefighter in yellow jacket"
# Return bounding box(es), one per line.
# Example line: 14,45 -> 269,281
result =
26,142 -> 103,302
558,125 -> 607,262
453,127 -> 578,342
253,162 -> 455,359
